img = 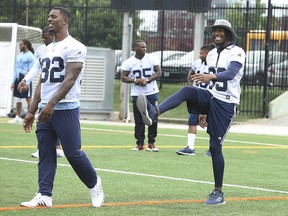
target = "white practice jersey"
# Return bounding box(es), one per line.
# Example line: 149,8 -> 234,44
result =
39,35 -> 86,104
121,53 -> 160,96
191,59 -> 210,89
24,44 -> 47,82
35,44 -> 47,60
206,44 -> 245,104
191,59 -> 201,72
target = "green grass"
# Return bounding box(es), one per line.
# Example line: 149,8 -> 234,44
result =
0,118 -> 287,215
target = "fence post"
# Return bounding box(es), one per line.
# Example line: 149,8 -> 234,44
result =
159,10 -> 165,90
119,12 -> 133,122
193,12 -> 205,61
263,0 -> 272,117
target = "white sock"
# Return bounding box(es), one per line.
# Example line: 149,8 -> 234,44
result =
187,133 -> 196,150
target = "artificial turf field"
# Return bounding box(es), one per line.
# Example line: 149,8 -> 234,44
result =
0,117 -> 287,216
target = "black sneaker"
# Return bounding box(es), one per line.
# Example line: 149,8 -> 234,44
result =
136,93 -> 157,126
204,190 -> 226,205
176,147 -> 195,156
205,150 -> 211,157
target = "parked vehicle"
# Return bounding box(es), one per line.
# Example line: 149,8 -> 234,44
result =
243,50 -> 288,86
114,50 -> 134,79
270,59 -> 288,87
161,51 -> 194,82
150,50 -> 187,62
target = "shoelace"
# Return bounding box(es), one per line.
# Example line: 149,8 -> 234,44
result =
96,185 -> 103,196
91,184 -> 103,197
207,191 -> 220,199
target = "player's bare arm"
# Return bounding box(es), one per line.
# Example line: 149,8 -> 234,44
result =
121,70 -> 143,85
149,65 -> 162,82
23,77 -> 41,133
38,62 -> 82,124
140,65 -> 162,86
187,69 -> 195,86
191,73 -> 217,84
121,70 -> 134,83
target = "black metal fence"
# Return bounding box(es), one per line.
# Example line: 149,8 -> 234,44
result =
1,1 -> 288,117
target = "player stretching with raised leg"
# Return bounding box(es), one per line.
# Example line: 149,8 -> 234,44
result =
136,19 -> 245,205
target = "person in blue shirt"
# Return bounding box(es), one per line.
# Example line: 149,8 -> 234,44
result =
10,39 -> 35,124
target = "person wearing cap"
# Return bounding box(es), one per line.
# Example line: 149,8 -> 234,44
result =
135,19 -> 245,205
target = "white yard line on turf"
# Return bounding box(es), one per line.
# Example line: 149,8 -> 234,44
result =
1,157 -> 287,195
82,127 -> 288,148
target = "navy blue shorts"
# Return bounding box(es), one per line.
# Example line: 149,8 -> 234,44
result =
188,88 -> 237,143
188,114 -> 199,126
13,73 -> 32,98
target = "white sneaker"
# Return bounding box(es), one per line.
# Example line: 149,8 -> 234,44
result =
31,150 -> 39,158
20,193 -> 52,208
9,116 -> 22,124
90,176 -> 104,207
31,149 -> 64,158
56,149 -> 64,157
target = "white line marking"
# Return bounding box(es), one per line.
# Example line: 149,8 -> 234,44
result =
82,127 -> 288,147
1,157 -> 287,195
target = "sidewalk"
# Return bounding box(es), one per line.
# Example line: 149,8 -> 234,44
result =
229,117 -> 288,136
82,116 -> 288,137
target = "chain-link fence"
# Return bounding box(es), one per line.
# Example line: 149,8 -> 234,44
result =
1,2 -> 288,117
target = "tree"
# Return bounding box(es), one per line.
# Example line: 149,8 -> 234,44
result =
0,0 -> 128,49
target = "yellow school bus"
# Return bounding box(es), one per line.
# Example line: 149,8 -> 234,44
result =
246,30 -> 288,51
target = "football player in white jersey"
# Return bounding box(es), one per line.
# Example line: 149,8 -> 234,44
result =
18,27 -> 53,91
18,26 -> 64,159
20,7 -> 104,208
121,39 -> 162,152
176,44 -> 214,156
136,19 -> 245,205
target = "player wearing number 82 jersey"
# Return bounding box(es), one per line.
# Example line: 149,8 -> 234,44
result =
21,7 -> 104,208
40,35 -> 85,105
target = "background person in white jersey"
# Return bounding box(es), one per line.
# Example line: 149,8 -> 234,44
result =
136,19 -> 245,205
20,7 -> 104,208
121,39 -> 162,152
17,26 -> 64,159
176,44 -> 214,157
